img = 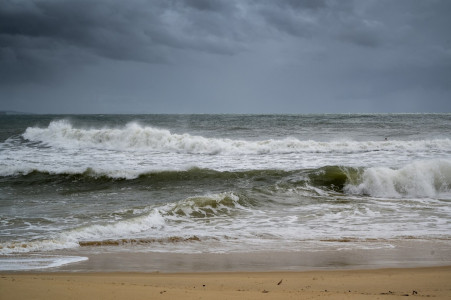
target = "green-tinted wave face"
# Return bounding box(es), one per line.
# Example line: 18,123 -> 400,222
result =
138,167 -> 361,194
137,168 -> 292,183
0,166 -> 360,197
306,166 -> 360,192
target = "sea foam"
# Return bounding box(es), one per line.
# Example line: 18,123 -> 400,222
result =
0,256 -> 88,271
0,209 -> 166,254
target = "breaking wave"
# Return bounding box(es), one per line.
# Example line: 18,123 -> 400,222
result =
0,167 -> 292,185
2,161 -> 449,199
345,159 -> 451,198
22,120 -> 451,155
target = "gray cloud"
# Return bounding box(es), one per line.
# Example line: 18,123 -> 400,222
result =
0,0 -> 450,113
0,0 -> 359,69
0,1 -> 244,72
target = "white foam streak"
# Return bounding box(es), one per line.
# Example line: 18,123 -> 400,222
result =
345,159 -> 451,198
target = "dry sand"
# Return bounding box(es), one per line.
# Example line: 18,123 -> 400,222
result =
1,266 -> 451,299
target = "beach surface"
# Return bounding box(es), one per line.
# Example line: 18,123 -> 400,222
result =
1,266 -> 451,300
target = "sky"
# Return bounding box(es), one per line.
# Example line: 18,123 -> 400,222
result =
1,0 -> 450,114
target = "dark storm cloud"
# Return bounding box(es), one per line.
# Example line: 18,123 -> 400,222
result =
0,0 -> 245,84
0,0 -> 355,67
0,0 -> 450,113
1,1 -> 176,63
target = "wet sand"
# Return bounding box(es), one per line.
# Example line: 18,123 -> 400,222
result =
27,239 -> 446,273
1,266 -> 451,299
2,241 -> 451,299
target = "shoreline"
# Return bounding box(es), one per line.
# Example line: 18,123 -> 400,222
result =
2,238 -> 451,273
2,266 -> 451,299
2,239 -> 451,299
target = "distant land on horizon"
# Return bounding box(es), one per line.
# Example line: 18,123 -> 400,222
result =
0,111 -> 34,115
0,111 -> 449,116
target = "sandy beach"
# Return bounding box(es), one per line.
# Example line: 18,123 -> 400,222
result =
1,266 -> 451,300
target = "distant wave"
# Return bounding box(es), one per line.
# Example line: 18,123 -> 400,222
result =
22,120 -> 451,155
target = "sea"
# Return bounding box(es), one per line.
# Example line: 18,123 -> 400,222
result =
0,114 -> 450,271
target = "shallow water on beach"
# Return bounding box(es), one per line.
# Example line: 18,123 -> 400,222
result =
1,114 -> 450,271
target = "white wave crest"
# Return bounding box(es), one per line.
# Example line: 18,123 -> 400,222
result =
160,192 -> 245,217
67,208 -> 166,241
22,120 -> 451,155
344,159 -> 451,198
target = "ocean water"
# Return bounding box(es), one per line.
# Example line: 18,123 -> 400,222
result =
0,114 -> 450,271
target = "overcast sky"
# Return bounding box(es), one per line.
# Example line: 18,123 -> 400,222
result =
1,0 -> 450,114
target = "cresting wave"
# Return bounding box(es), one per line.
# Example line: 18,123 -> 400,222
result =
22,120 -> 451,155
0,167 -> 293,183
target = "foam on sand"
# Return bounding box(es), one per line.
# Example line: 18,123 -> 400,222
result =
0,255 -> 88,271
